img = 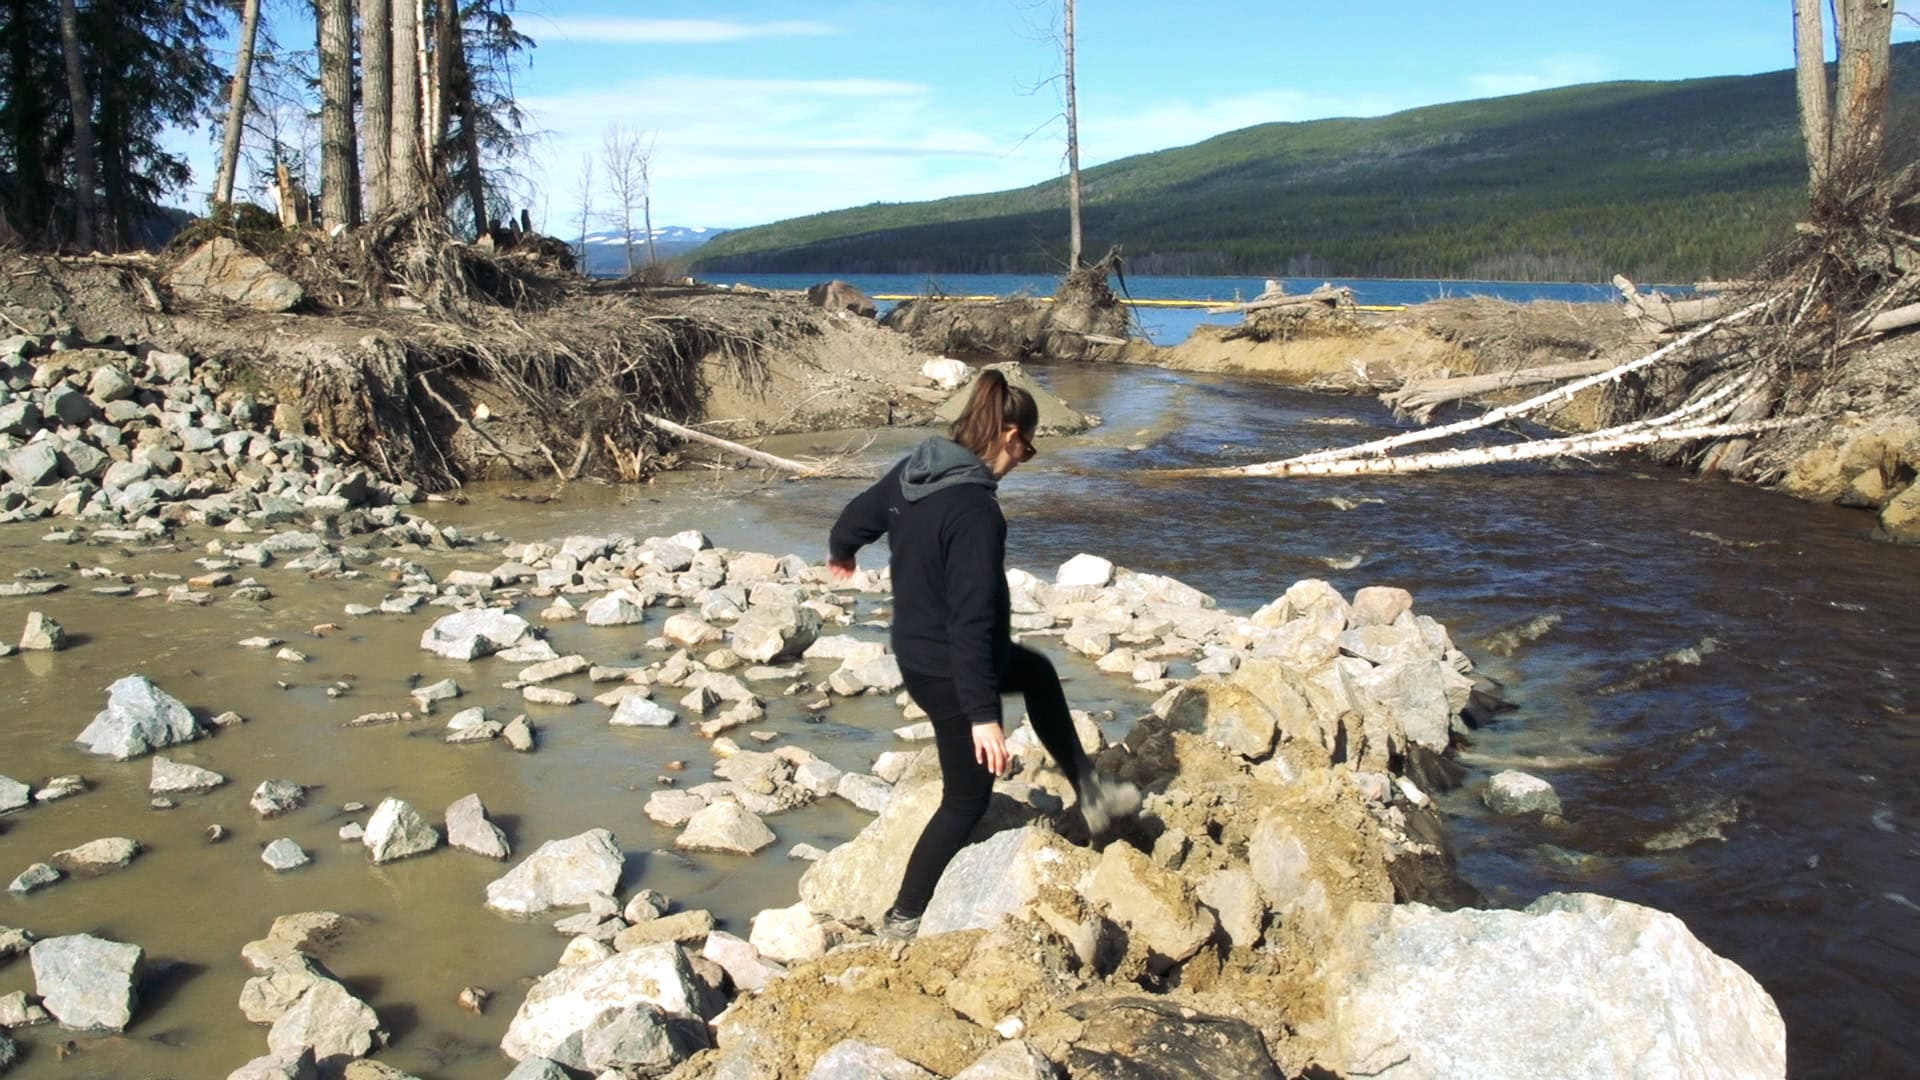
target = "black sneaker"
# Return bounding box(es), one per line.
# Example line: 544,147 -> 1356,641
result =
878,907 -> 921,940
1077,768 -> 1142,836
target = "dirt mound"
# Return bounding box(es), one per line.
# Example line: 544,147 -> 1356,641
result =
0,252 -> 944,490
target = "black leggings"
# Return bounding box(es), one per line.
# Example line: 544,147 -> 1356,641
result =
891,642 -> 1092,917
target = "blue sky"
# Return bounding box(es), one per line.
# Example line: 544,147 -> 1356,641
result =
184,1 -> 1920,231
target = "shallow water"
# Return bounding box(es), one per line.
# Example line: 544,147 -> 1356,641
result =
0,360 -> 1915,1077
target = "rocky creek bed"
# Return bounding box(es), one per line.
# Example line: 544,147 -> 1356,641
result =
0,319 -> 1794,1077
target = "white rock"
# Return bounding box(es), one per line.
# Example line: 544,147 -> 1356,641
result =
30,933 -> 142,1031
749,903 -> 835,965
1054,553 -> 1115,588
702,930 -> 784,992
610,696 -> 676,728
75,674 -> 203,760
362,797 -> 441,863
266,976 -> 379,1068
584,591 -> 647,626
150,755 -> 226,794
0,774 -> 29,814
1484,770 -> 1563,816
806,1040 -> 937,1080
447,793 -> 511,859
499,943 -> 701,1062
419,607 -> 532,660
486,830 -> 625,915
675,802 -> 775,854
1322,894 -> 1786,1079
262,838 -> 311,871
836,773 -> 893,814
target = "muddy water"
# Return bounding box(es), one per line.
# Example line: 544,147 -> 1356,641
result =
1,360 -> 1915,1077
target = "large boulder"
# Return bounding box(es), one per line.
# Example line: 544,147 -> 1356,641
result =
798,781 -> 945,926
1483,770 -> 1563,816
419,608 -> 532,660
30,933 -> 142,1031
1084,840 -> 1218,963
806,280 -> 878,319
920,826 -> 1098,937
806,1039 -> 937,1079
729,602 -> 822,663
499,943 -> 702,1062
675,801 -> 776,855
76,675 -> 203,760
485,830 -> 624,915
266,978 -> 381,1070
362,798 -> 441,863
165,237 -> 305,312
1063,997 -> 1282,1078
930,361 -> 1095,435
1317,893 -> 1785,1079
446,793 -> 511,859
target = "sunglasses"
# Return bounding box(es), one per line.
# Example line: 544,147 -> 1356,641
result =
1012,429 -> 1037,460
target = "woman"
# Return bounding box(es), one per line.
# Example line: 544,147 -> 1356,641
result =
827,369 -> 1138,940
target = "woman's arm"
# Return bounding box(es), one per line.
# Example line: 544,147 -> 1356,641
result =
827,470 -> 894,570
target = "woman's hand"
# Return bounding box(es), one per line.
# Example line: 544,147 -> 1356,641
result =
972,722 -> 1010,777
826,556 -> 856,581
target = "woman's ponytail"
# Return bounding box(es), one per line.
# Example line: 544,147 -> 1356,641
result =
949,368 -> 1038,459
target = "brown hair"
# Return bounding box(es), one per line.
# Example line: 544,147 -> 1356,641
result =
948,368 -> 1038,459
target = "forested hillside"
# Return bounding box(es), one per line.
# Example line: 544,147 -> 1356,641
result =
694,49 -> 1920,282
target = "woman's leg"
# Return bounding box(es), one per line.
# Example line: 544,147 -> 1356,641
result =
1002,642 -> 1091,789
889,672 -> 996,919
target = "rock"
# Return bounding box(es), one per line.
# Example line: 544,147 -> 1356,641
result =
263,838 -> 312,871
485,829 -> 624,915
504,1058 -> 572,1080
34,775 -> 85,802
267,977 -> 381,1069
0,1032 -> 14,1072
227,1051 -> 320,1080
7,863 -> 59,894
729,602 -> 822,663
447,793 -> 511,859
410,678 -> 460,710
1340,657 -> 1454,760
1196,867 -> 1267,949
950,1041 -> 1058,1080
1348,585 -> 1414,628
703,931 -> 785,992
920,826 -> 1098,936
645,789 -> 708,828
1483,770 -> 1563,816
418,607 -> 531,660
252,779 -> 307,817
504,715 -> 535,751
569,1001 -> 709,1074
1161,679 -> 1281,761
51,836 -> 139,874
1055,553 -> 1115,588
920,356 -> 970,390
1881,481 -> 1920,543
150,755 -> 226,794
0,775 -> 27,814
614,910 -> 715,952
584,590 -> 648,626
836,772 -> 893,814
663,612 -> 723,647
4,442 -> 59,486
675,801 -> 776,854
19,610 -> 64,651
0,399 -> 39,437
362,798 -> 440,863
164,237 -> 305,312
30,933 -> 142,1031
1063,998 -> 1282,1078
76,674 -> 203,759
807,1040 -> 938,1079
0,926 -> 36,960
1320,893 -> 1785,1079
241,912 -> 352,973
610,694 -> 675,728
499,943 -> 702,1062
749,902 -> 838,965
806,279 -> 879,318
1086,840 -> 1217,963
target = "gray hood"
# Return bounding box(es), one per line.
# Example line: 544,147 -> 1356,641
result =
899,436 -> 997,503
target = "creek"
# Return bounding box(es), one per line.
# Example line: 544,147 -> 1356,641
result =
0,359 -> 1913,1078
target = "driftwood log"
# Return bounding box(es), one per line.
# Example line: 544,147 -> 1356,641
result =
1208,284 -> 1353,315
1614,274 -> 1729,330
1383,356 -> 1619,421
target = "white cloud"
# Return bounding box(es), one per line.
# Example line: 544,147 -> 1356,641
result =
1464,53 -> 1613,98
533,17 -> 839,44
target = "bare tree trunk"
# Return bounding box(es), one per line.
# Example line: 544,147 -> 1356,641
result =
388,0 -> 426,208
432,0 -> 455,175
362,0 -> 393,215
1064,0 -> 1083,269
56,0 -> 94,250
414,0 -> 433,172
214,0 -> 263,208
318,0 -> 356,228
1831,0 -> 1895,178
641,147 -> 656,266
574,154 -> 594,267
450,10 -> 487,237
1793,0 -> 1832,194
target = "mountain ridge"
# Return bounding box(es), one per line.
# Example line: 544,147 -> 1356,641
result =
691,49 -> 1920,282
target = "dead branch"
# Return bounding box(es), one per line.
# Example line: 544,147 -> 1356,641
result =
640,412 -> 870,479
1155,416 -> 1813,479
1383,356 -> 1620,421
1272,295 -> 1778,472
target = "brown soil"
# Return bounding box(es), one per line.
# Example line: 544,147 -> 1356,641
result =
0,253 -> 943,489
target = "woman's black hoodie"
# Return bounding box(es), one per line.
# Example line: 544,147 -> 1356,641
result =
828,436 -> 1010,728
